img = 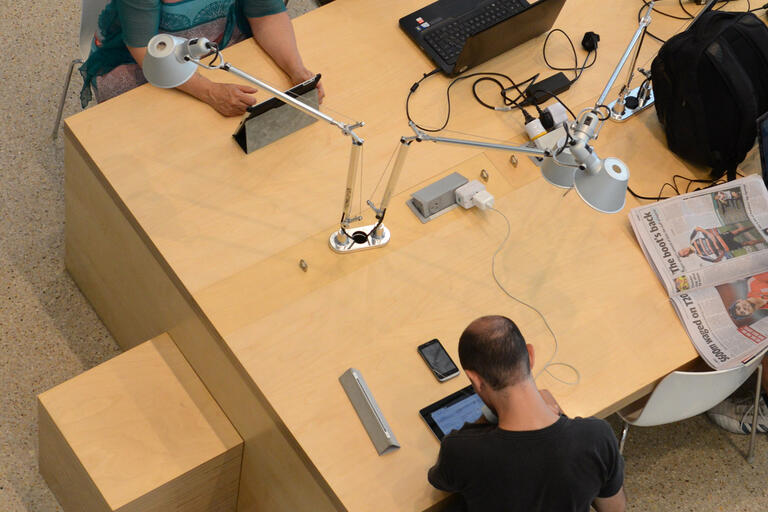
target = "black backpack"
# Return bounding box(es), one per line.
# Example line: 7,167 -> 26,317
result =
651,11 -> 768,179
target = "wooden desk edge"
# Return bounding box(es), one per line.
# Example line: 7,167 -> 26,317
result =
62,121 -> 347,511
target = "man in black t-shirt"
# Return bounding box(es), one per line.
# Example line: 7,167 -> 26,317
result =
428,316 -> 626,512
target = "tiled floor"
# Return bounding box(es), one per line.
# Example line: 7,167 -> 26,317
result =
1,0 -> 766,510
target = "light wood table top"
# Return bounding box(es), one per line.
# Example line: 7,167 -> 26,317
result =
63,0 -> 760,509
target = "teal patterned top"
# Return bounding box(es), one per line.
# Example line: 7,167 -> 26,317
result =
79,0 -> 286,107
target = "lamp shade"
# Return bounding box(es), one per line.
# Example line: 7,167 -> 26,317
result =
574,157 -> 629,214
540,149 -> 576,189
142,34 -> 197,88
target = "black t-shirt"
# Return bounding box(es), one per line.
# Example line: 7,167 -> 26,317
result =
428,416 -> 624,512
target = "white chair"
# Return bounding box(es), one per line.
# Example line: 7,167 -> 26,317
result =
52,0 -> 109,139
618,348 -> 767,463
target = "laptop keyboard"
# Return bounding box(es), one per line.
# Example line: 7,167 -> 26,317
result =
423,0 -> 526,65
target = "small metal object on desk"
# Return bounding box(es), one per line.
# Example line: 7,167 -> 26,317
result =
299,259 -> 308,272
480,169 -> 489,182
509,155 -> 518,167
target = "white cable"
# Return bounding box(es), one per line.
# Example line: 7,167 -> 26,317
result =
489,207 -> 581,386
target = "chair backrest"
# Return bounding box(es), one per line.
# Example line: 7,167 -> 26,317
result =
630,349 -> 768,427
79,0 -> 110,61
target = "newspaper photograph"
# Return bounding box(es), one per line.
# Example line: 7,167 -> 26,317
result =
630,175 -> 768,297
671,272 -> 768,369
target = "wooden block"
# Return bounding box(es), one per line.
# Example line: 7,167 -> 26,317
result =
38,333 -> 243,512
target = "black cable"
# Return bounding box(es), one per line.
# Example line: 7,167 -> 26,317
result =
714,0 -> 752,10
639,2 -> 672,43
594,104 -> 612,122
679,0 -> 695,17
628,186 -> 670,201
499,73 -> 539,107
522,86 -> 578,120
642,0 -> 756,43
628,174 -> 731,202
542,29 -> 597,84
648,1 -> 693,20
406,69 -> 540,132
471,77 -> 508,110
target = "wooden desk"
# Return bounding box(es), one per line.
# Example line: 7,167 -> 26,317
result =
61,1 -> 758,510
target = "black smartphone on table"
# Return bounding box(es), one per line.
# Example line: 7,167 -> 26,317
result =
417,339 -> 460,382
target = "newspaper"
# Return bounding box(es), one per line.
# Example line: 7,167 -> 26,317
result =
630,175 -> 768,369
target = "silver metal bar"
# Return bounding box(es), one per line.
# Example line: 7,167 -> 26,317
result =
748,363 -> 762,464
411,125 -> 548,157
220,63 -> 364,144
596,1 -> 654,107
52,58 -> 83,140
619,421 -> 630,454
341,142 -> 363,224
378,139 -> 413,212
620,26 -> 647,99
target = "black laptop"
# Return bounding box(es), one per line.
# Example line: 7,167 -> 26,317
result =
400,0 -> 566,76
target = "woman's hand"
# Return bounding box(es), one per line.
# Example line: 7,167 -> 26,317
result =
290,68 -> 325,104
205,83 -> 259,116
175,73 -> 258,117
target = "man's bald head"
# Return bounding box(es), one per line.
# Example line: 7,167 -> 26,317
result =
458,316 -> 530,390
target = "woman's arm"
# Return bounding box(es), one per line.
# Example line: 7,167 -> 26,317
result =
248,12 -> 325,102
127,45 -> 259,116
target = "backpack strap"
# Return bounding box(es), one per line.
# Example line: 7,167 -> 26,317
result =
704,37 -> 758,169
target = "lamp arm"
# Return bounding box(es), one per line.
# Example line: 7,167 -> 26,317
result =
340,141 -> 364,229
186,39 -> 365,144
376,136 -> 415,214
368,122 -> 551,222
407,122 -> 550,157
595,2 -> 654,107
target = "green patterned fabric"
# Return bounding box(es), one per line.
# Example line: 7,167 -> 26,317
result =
79,0 -> 286,107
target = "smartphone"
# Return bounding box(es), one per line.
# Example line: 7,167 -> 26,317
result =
418,339 -> 460,382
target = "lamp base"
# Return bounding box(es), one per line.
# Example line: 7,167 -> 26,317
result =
329,224 -> 391,254
607,85 -> 655,122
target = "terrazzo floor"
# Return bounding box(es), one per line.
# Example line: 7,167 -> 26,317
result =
1,0 -> 767,510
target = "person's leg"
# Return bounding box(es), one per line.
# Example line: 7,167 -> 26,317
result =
707,359 -> 768,434
94,63 -> 147,104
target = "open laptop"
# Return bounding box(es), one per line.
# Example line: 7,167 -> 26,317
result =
399,0 -> 566,76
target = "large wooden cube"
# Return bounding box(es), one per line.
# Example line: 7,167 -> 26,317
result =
38,333 -> 243,512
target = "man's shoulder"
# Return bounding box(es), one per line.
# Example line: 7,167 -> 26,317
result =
562,417 -> 616,441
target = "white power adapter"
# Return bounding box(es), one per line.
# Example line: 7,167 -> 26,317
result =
455,180 -> 495,210
544,102 -> 569,128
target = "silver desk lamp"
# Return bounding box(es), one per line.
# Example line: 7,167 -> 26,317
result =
373,5 -> 668,215
141,34 -> 382,254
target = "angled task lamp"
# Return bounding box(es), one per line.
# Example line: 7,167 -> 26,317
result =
379,2 -> 660,215
141,34 -> 394,254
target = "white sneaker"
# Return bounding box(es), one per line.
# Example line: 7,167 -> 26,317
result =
707,394 -> 768,435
